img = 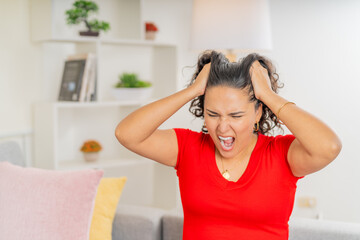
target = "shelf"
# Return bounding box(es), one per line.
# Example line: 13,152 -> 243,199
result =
101,38 -> 176,47
54,99 -> 156,108
36,37 -> 100,44
35,99 -> 158,109
37,37 -> 176,48
58,157 -> 152,171
0,129 -> 33,139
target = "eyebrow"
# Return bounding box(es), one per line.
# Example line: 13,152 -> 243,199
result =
206,109 -> 245,115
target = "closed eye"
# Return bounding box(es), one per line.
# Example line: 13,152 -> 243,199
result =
207,113 -> 218,117
232,115 -> 243,118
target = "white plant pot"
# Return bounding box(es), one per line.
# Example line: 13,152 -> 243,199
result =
145,31 -> 156,40
111,87 -> 153,101
83,152 -> 99,162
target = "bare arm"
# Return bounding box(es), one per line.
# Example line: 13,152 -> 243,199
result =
250,61 -> 342,177
115,64 -> 210,167
261,92 -> 342,177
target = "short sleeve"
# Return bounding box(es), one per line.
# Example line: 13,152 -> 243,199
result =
274,134 -> 304,180
173,128 -> 191,173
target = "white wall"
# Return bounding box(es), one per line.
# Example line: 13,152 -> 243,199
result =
268,0 -> 360,223
0,0 -> 43,132
1,0 -> 359,223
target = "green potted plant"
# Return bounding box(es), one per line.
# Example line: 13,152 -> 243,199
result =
112,73 -> 153,101
65,0 -> 110,37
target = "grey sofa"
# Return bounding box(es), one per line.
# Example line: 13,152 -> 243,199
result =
114,204 -> 360,240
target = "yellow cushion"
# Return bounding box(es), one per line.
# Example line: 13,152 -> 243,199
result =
90,177 -> 127,240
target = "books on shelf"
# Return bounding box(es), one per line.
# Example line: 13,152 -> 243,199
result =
58,53 -> 97,102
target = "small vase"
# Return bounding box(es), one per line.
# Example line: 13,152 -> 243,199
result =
145,31 -> 156,40
83,152 -> 99,162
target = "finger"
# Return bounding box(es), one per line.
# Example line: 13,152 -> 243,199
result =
254,61 -> 263,69
250,61 -> 261,73
202,63 -> 211,73
249,66 -> 254,76
250,64 -> 258,74
250,63 -> 257,70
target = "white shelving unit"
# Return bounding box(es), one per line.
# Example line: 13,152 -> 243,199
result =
31,0 -> 178,209
34,101 -> 148,170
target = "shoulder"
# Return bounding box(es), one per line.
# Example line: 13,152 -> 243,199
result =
259,133 -> 302,180
173,129 -> 210,171
173,128 -> 205,141
259,133 -> 295,154
173,128 -> 211,150
173,128 -> 200,136
261,133 -> 295,146
273,134 -> 296,149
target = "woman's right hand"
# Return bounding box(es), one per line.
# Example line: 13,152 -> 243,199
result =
190,63 -> 211,96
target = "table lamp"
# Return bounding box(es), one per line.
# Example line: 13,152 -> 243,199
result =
190,0 -> 272,62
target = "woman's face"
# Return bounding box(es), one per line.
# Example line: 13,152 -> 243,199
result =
204,86 -> 262,160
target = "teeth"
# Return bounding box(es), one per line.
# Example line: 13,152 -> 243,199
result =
219,136 -> 234,151
219,136 -> 233,141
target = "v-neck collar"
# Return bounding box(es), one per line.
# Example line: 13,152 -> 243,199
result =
205,133 -> 264,190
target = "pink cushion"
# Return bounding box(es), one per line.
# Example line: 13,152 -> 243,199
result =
0,162 -> 103,240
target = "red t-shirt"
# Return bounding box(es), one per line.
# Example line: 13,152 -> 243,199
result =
174,128 -> 304,240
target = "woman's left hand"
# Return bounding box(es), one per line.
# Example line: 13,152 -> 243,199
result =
250,61 -> 273,101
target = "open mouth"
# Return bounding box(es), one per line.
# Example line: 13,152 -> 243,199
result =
218,136 -> 235,151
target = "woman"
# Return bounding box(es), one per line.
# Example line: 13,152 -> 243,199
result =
115,51 -> 342,239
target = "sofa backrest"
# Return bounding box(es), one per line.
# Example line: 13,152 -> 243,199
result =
0,141 -> 25,167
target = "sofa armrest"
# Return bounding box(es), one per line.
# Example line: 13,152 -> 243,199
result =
112,204 -> 166,240
162,209 -> 184,240
289,217 -> 360,240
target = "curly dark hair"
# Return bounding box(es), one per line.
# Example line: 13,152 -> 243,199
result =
188,50 -> 284,135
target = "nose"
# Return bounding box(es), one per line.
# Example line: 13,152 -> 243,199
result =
217,117 -> 231,133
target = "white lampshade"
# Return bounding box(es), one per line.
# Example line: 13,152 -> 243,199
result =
190,0 -> 272,53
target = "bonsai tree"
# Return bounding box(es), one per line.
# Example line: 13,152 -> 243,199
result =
115,73 -> 152,88
65,0 -> 110,36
